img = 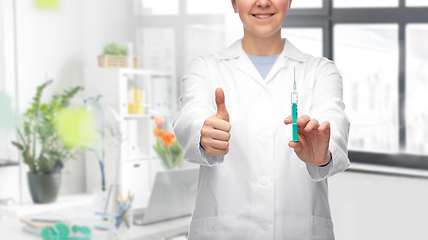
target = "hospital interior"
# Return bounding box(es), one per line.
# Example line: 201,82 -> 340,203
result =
0,0 -> 428,239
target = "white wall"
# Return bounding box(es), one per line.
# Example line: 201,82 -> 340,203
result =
330,171 -> 428,239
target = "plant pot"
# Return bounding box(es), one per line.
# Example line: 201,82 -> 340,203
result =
27,172 -> 61,204
98,55 -> 139,68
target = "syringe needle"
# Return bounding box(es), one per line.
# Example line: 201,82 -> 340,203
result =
293,67 -> 296,91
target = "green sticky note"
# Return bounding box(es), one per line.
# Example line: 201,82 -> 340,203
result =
56,107 -> 97,148
0,93 -> 19,128
34,0 -> 59,10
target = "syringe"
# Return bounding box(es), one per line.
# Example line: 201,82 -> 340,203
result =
292,67 -> 299,142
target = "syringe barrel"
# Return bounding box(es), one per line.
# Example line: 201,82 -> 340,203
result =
291,91 -> 298,103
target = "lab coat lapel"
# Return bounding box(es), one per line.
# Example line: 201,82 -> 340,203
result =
264,39 -> 310,84
236,49 -> 267,89
217,39 -> 267,89
264,53 -> 287,85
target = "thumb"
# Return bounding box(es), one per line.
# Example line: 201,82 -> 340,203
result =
215,88 -> 229,122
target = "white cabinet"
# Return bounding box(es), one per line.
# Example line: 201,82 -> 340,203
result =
84,68 -> 176,209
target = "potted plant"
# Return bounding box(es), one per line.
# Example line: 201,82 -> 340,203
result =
152,116 -> 183,169
98,42 -> 139,69
11,80 -> 84,204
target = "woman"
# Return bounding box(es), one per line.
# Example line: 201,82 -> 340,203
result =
172,0 -> 350,239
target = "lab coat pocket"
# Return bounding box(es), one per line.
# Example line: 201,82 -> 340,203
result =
311,215 -> 335,240
188,216 -> 218,240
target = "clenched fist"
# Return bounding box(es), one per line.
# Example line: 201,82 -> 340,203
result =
200,88 -> 231,156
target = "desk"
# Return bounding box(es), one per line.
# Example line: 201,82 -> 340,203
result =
0,216 -> 191,240
0,194 -> 190,240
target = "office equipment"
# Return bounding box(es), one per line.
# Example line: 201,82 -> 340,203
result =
292,67 -> 299,142
133,167 -> 198,225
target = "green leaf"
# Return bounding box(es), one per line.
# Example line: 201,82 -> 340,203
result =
103,43 -> 127,56
11,141 -> 24,151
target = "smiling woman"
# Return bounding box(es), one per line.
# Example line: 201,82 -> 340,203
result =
172,0 -> 350,239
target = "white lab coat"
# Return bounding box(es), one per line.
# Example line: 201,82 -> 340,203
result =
172,38 -> 350,240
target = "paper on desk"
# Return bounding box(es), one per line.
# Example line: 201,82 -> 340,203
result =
31,213 -> 70,222
31,205 -> 103,223
20,218 -> 58,229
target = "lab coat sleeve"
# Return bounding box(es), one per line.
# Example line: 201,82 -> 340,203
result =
172,56 -> 225,166
305,58 -> 351,182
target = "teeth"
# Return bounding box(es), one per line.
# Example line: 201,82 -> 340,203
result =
254,14 -> 273,18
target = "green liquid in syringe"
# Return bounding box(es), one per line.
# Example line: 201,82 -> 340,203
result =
292,103 -> 299,141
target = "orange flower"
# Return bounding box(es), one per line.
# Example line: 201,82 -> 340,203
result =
162,131 -> 175,147
153,128 -> 164,139
154,115 -> 165,128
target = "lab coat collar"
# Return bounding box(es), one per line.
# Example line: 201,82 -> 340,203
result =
217,38 -> 310,63
217,38 -> 309,87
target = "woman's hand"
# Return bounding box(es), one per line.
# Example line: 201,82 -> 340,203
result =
284,115 -> 331,166
200,88 -> 231,156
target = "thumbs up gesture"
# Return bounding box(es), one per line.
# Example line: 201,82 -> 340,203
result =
200,88 -> 232,156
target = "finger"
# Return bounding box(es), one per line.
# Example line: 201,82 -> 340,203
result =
211,129 -> 231,141
304,119 -> 320,132
288,140 -> 303,153
215,88 -> 229,122
206,146 -> 229,156
212,120 -> 232,132
318,121 -> 330,132
297,115 -> 311,128
284,115 -> 292,124
210,139 -> 229,150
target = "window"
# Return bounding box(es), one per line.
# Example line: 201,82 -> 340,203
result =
281,28 -> 323,57
187,0 -> 230,15
406,24 -> 428,156
334,24 -> 399,153
406,0 -> 428,7
135,0 -> 179,15
333,0 -> 399,8
185,24 -> 225,65
292,0 -> 323,8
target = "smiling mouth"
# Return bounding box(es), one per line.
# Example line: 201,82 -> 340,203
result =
252,14 -> 274,19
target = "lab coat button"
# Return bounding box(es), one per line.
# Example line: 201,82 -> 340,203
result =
260,223 -> 269,231
260,92 -> 268,99
259,177 -> 269,186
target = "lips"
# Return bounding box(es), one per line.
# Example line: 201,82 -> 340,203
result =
252,13 -> 274,19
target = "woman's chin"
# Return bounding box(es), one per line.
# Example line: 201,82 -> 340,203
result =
247,29 -> 281,39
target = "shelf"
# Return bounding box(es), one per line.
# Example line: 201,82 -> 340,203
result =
84,67 -> 176,203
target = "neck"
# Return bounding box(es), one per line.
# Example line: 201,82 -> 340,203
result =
241,30 -> 284,56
